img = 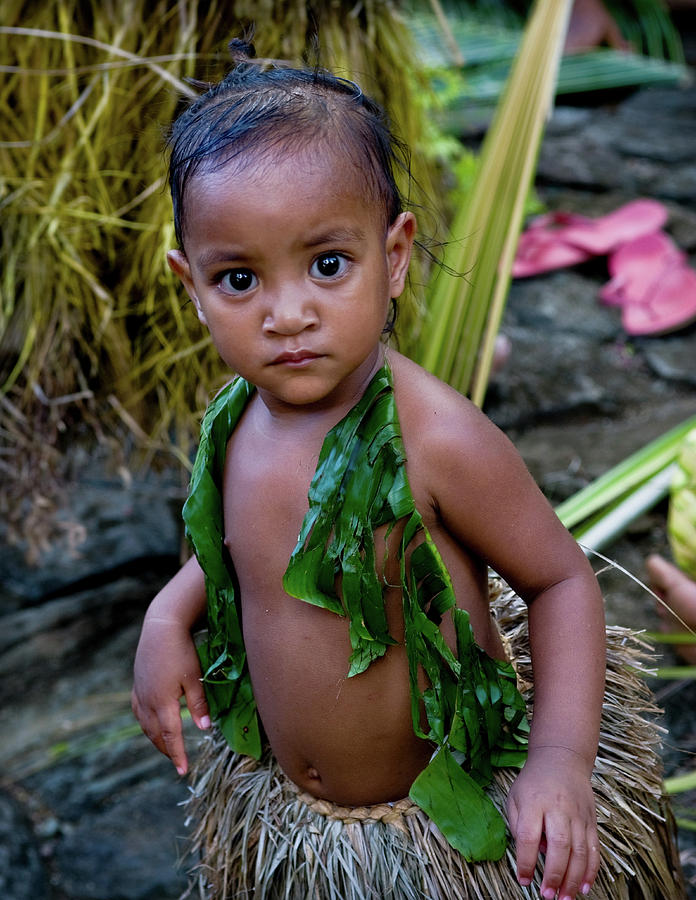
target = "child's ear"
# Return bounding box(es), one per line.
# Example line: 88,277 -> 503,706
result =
167,249 -> 207,326
385,212 -> 416,298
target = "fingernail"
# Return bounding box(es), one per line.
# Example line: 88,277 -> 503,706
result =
518,878 -> 531,887
176,765 -> 186,776
542,890 -> 556,899
200,715 -> 211,729
582,884 -> 592,895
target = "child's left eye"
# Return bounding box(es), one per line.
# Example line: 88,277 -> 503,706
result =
311,253 -> 347,279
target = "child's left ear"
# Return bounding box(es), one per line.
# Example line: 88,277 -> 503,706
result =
385,212 -> 416,297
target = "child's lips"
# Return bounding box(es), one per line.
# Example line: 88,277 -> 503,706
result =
271,349 -> 322,367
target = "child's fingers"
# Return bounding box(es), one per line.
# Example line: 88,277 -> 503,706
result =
509,802 -> 544,887
132,688 -> 189,774
182,669 -> 211,731
537,811 -> 573,898
551,817 -> 592,899
579,828 -> 601,896
155,701 -> 189,774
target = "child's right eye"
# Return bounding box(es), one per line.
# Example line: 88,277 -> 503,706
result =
220,268 -> 257,294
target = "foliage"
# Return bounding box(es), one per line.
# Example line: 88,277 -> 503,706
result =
437,0 -> 684,60
416,0 -> 573,404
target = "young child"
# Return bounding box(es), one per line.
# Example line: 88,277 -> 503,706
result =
132,41 -> 607,900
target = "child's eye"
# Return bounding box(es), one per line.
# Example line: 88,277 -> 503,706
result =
220,268 -> 257,294
311,253 -> 347,279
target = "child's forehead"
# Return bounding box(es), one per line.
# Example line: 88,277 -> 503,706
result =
192,140 -> 380,212
181,142 -> 389,248
210,138 -> 356,182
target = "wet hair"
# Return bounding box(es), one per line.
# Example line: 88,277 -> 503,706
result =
167,36 -> 410,252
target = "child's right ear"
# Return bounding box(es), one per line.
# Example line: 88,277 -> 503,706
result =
167,249 -> 207,326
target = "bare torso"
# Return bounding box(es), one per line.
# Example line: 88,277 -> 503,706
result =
222,352 -> 506,805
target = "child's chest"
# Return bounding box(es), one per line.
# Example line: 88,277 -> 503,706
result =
221,425 -> 316,586
220,413 -> 405,604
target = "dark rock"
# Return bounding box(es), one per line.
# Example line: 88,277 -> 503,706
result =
0,790 -> 50,900
0,467 -> 183,604
485,270 -> 687,430
52,781 -> 192,900
537,84 -> 696,202
643,331 -> 696,386
537,132 -> 621,189
654,164 -> 696,203
504,271 -> 618,340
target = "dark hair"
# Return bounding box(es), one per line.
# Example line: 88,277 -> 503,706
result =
167,37 -> 410,250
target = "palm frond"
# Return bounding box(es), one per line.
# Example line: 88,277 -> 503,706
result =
416,0 -> 573,405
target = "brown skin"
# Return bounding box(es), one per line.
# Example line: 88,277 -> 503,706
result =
133,146 -> 606,900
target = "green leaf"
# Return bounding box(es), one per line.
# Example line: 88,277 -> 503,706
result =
218,675 -> 261,760
409,746 -> 507,861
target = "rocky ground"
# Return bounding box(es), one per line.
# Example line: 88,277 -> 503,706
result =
2,56 -> 696,900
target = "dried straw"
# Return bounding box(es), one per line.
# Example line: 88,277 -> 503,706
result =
180,580 -> 686,899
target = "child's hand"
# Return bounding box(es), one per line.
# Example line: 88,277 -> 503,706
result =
506,746 -> 600,899
131,614 -> 211,775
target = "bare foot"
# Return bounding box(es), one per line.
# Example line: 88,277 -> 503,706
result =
646,553 -> 696,665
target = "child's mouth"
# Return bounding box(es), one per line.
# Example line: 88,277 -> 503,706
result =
271,350 -> 322,367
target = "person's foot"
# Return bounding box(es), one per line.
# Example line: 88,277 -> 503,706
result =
646,554 -> 696,665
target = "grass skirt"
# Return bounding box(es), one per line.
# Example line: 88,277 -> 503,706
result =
181,581 -> 686,899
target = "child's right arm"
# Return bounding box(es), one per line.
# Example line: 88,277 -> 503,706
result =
132,554 -> 210,775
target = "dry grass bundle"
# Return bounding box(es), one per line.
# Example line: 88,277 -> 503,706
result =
1,2 -> 221,521
0,1 -> 440,545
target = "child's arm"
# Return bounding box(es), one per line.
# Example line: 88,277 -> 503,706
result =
423,392 -> 605,900
505,572 -> 604,899
132,554 -> 210,775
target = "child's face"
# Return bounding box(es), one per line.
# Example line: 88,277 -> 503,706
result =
167,146 -> 415,411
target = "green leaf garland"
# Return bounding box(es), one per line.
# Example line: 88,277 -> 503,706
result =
183,362 -> 528,859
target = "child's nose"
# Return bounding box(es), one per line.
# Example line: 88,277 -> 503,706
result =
263,286 -> 318,335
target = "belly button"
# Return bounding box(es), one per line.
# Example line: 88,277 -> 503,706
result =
306,766 -> 320,781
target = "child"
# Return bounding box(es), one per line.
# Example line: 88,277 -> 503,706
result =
132,41 -> 607,900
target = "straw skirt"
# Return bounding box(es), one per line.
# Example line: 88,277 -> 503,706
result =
181,581 -> 686,899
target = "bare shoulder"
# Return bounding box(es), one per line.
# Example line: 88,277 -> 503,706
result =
388,351 -> 590,599
388,350 -> 514,465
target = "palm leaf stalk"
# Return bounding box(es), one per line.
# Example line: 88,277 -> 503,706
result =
416,0 -> 573,406
570,463 -> 678,552
554,415 -> 696,538
665,771 -> 696,796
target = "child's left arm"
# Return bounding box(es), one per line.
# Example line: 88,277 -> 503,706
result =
425,395 -> 605,900
505,575 -> 604,900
